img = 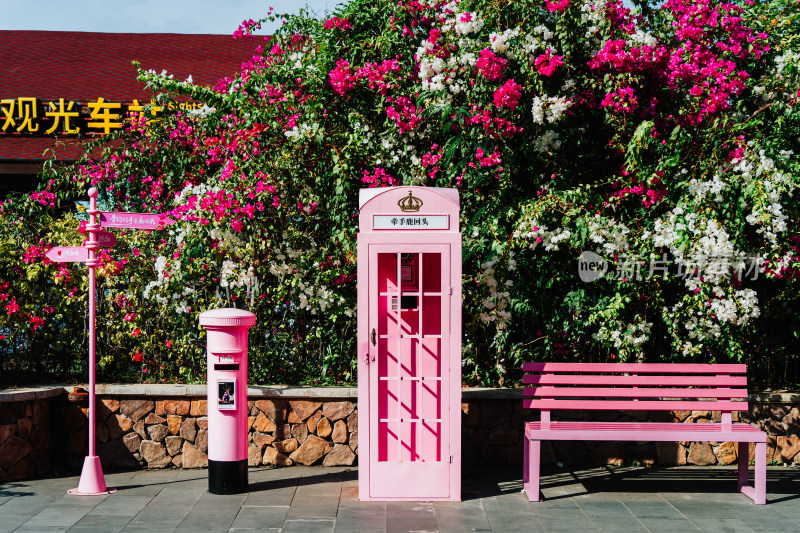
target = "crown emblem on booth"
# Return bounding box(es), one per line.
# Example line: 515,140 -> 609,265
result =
398,191 -> 423,212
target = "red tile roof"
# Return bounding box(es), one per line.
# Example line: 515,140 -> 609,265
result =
1,30 -> 265,162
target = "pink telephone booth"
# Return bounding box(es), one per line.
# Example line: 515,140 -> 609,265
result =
357,187 -> 462,501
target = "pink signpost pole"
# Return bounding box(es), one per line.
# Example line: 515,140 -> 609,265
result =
69,187 -> 115,495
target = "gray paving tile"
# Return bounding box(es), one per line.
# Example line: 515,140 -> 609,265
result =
589,517 -> 650,532
120,525 -> 177,533
692,518 -> 758,533
229,505 -> 289,529
624,501 -> 685,518
23,506 -> 93,528
486,513 -> 546,532
282,518 -> 335,533
11,527 -> 69,533
0,495 -> 60,514
435,504 -> 491,530
577,500 -> 635,518
333,528 -> 387,533
0,514 -> 35,533
538,516 -> 598,532
176,512 -> 236,531
638,517 -> 702,531
67,515 -> 132,532
86,495 -> 154,517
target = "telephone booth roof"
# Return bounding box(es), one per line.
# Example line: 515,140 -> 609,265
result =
358,187 -> 460,234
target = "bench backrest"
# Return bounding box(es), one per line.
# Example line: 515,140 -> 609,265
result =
523,363 -> 749,427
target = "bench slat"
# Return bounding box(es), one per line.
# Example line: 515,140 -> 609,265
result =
524,386 -> 748,399
524,421 -> 767,443
523,374 -> 747,386
522,362 -> 746,373
523,399 -> 747,411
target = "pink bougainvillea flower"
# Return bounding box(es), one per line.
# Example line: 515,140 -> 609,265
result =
329,59 -> 357,96
476,49 -> 507,81
534,49 -> 563,77
545,0 -> 570,12
493,79 -> 522,111
601,86 -> 639,113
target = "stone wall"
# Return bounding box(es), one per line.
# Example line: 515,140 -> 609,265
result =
0,388 -> 60,481
60,388 -> 359,473
2,385 -> 799,481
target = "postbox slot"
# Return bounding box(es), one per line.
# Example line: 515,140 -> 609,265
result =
214,363 -> 240,371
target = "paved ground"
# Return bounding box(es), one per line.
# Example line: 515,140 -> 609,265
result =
1,465 -> 799,532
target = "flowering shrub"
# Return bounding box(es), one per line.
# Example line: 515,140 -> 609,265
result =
1,0 -> 799,387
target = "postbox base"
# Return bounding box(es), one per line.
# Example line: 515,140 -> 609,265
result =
208,459 -> 248,494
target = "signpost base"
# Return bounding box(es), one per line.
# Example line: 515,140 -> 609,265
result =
68,456 -> 117,496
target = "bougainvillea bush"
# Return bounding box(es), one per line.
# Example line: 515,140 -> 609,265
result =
1,0 -> 799,387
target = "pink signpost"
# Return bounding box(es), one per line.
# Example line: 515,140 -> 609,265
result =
46,188 -> 172,496
357,187 -> 462,501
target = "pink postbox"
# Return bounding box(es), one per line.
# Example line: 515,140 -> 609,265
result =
357,187 -> 462,501
199,308 -> 256,494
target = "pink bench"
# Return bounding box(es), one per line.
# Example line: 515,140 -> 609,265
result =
523,362 -> 768,504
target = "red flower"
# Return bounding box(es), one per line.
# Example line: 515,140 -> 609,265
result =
132,351 -> 143,362
132,328 -> 142,337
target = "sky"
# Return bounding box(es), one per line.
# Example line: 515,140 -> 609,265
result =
0,0 -> 350,35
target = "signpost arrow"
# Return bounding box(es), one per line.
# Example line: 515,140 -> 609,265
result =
99,211 -> 175,229
45,246 -> 89,263
95,230 -> 117,248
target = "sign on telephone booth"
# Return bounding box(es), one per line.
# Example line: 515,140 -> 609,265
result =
357,187 -> 462,501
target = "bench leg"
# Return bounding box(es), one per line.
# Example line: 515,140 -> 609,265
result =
524,438 -> 541,502
737,442 -> 748,491
738,441 -> 767,504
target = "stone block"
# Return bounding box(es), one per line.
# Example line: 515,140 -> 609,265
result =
307,411 -> 322,434
107,414 -> 133,440
655,442 -> 686,466
30,428 -> 49,455
6,459 -> 27,480
95,421 -> 109,443
688,442 -> 716,465
172,454 -> 182,468
120,400 -> 154,422
322,401 -> 355,421
775,435 -> 800,463
248,416 -> 256,433
197,417 -> 208,430
253,412 -> 276,433
488,424 -> 518,446
64,404 -> 86,430
764,418 -> 786,436
289,435 -> 332,465
145,413 -> 166,425
332,420 -> 348,444
275,423 -> 292,440
347,411 -> 358,433
275,439 -> 299,454
16,418 -> 33,440
161,400 -> 191,416
590,442 -> 625,466
190,400 -> 207,416
0,435 -> 33,470
98,440 -> 138,469
98,398 -> 119,421
292,422 -> 308,444
181,442 -> 208,468
479,401 -> 512,429
691,411 -> 711,421
195,429 -> 208,454
133,419 -> 147,439
323,444 -> 355,466
180,418 -> 197,442
288,401 -> 322,423
123,432 -> 141,453
462,402 -> 480,428
165,435 -> 182,456
248,443 -> 262,466
263,446 -> 292,466
349,430 -> 358,452
253,432 -> 275,450
0,424 -> 17,445
140,440 -> 171,468
715,442 -> 737,465
257,399 -> 288,424
147,424 -> 169,442
167,415 -> 182,435
316,417 -> 332,438
783,407 -> 800,434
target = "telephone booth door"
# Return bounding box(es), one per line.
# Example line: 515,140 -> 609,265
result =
368,245 -> 450,499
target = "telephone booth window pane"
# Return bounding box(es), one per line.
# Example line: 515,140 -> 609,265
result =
377,253 -> 397,293
421,253 -> 441,293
